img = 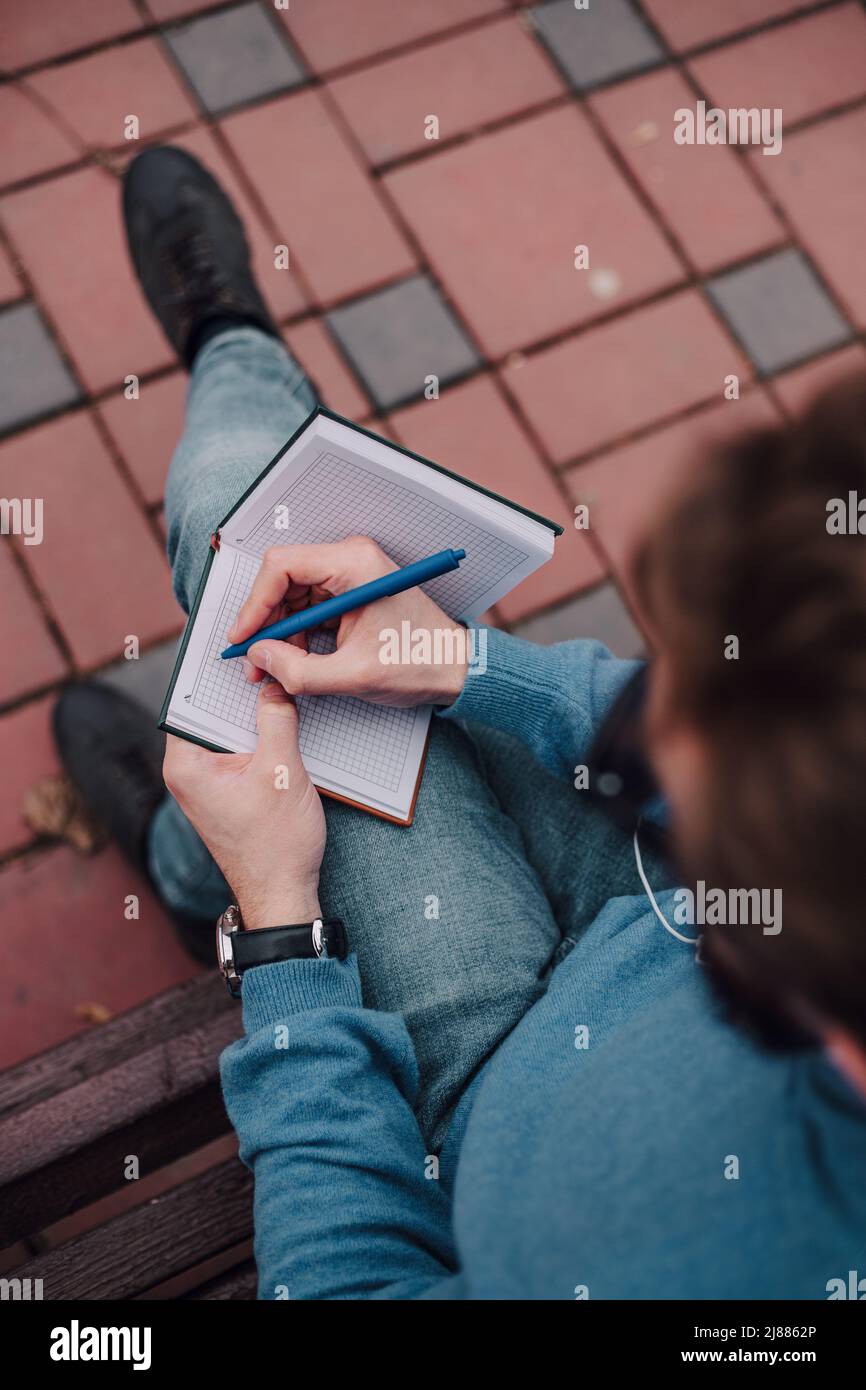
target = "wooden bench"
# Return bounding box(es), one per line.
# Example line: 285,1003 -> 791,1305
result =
0,971 -> 258,1300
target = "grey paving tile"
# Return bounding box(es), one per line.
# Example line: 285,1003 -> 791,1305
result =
512,580 -> 646,659
165,1 -> 306,116
327,274 -> 480,411
0,302 -> 79,434
98,638 -> 181,719
529,0 -> 664,92
706,249 -> 851,375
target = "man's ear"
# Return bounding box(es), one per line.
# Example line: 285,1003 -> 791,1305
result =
825,1030 -> 866,1101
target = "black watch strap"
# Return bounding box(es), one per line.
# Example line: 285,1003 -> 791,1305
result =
232,918 -> 348,973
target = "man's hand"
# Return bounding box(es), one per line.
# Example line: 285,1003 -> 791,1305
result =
229,536 -> 470,707
163,682 -> 325,931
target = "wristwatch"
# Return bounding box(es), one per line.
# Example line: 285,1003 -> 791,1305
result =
216,904 -> 349,997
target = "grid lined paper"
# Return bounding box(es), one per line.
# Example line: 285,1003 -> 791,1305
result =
188,549 -> 417,792
234,449 -> 529,614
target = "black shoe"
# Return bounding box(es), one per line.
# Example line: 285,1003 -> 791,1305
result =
123,145 -> 278,368
53,682 -> 215,966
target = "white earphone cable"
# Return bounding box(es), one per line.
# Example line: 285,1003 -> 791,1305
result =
633,823 -> 700,947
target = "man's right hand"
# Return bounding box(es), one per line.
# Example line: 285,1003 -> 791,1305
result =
229,536 -> 471,708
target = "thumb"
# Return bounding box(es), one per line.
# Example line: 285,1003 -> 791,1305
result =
247,638 -> 355,697
251,680 -> 303,775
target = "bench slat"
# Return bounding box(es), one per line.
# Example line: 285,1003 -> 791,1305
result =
0,1005 -> 242,1245
0,972 -> 232,1119
10,1159 -> 252,1300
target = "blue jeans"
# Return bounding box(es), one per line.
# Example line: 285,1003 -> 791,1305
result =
148,329 -> 647,1145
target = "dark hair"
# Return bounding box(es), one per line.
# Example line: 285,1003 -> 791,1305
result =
631,375 -> 866,1052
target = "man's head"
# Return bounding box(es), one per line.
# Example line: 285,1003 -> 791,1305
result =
632,375 -> 866,1093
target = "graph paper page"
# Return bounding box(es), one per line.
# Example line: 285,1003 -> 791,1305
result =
220,413 -> 554,620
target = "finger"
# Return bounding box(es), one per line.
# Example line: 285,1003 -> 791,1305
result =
229,539 -> 395,643
230,584 -> 298,649
243,627 -> 307,684
242,656 -> 266,685
236,593 -> 284,683
251,679 -> 304,777
228,561 -> 303,644
247,637 -> 361,698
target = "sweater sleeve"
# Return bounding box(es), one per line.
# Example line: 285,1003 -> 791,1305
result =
438,625 -> 640,782
219,954 -> 462,1300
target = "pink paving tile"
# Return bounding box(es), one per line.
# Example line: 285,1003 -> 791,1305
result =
502,288 -> 750,465
389,374 -> 603,619
96,371 -> 187,508
0,696 -> 60,855
162,126 -> 308,322
688,5 -> 866,128
27,38 -> 198,153
284,318 -> 370,420
565,389 -> 780,586
589,67 -> 783,275
0,844 -> 199,1070
770,344 -> 866,416
751,107 -> 866,330
0,542 -> 68,704
641,0 -> 811,53
221,89 -> 417,307
384,104 -> 685,360
0,84 -> 81,189
0,0 -> 142,71
328,16 -> 563,166
0,239 -> 22,303
280,0 -> 508,74
0,165 -> 174,393
0,411 -> 182,668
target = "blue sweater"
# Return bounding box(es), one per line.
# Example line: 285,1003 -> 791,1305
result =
220,628 -> 866,1299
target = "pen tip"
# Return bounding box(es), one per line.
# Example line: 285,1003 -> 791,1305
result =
454,548 -> 466,562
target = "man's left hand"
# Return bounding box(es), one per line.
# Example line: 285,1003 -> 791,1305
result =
163,681 -> 326,931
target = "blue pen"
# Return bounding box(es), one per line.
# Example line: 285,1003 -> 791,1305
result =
220,547 -> 467,659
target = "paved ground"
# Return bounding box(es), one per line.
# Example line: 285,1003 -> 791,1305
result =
1,0 -> 865,1067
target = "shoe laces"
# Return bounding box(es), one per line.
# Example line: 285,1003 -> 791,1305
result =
159,224 -> 235,312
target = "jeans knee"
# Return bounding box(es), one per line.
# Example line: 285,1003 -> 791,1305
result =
165,459 -> 246,611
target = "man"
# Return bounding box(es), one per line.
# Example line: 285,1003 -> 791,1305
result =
57,148 -> 866,1298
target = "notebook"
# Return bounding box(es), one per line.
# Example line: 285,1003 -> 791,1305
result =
159,407 -> 562,825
